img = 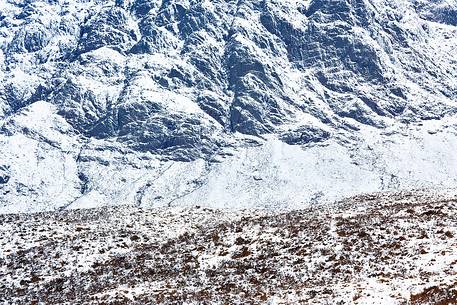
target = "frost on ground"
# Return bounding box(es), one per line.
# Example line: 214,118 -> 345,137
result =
1,190 -> 456,304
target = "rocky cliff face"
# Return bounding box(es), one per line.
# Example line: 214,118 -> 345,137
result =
0,0 -> 456,213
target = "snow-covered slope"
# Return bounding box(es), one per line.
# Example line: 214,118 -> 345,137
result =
1,191 -> 456,304
0,0 -> 456,213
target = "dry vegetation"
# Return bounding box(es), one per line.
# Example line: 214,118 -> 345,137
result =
1,191 -> 456,304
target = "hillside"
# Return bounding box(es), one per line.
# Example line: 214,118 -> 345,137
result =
1,191 -> 456,304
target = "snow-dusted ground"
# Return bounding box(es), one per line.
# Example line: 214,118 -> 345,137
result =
1,191 -> 456,304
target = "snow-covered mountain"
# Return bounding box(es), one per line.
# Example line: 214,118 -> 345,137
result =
0,0 -> 456,213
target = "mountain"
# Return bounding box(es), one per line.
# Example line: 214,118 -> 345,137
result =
0,0 -> 456,213
1,191 -> 456,304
